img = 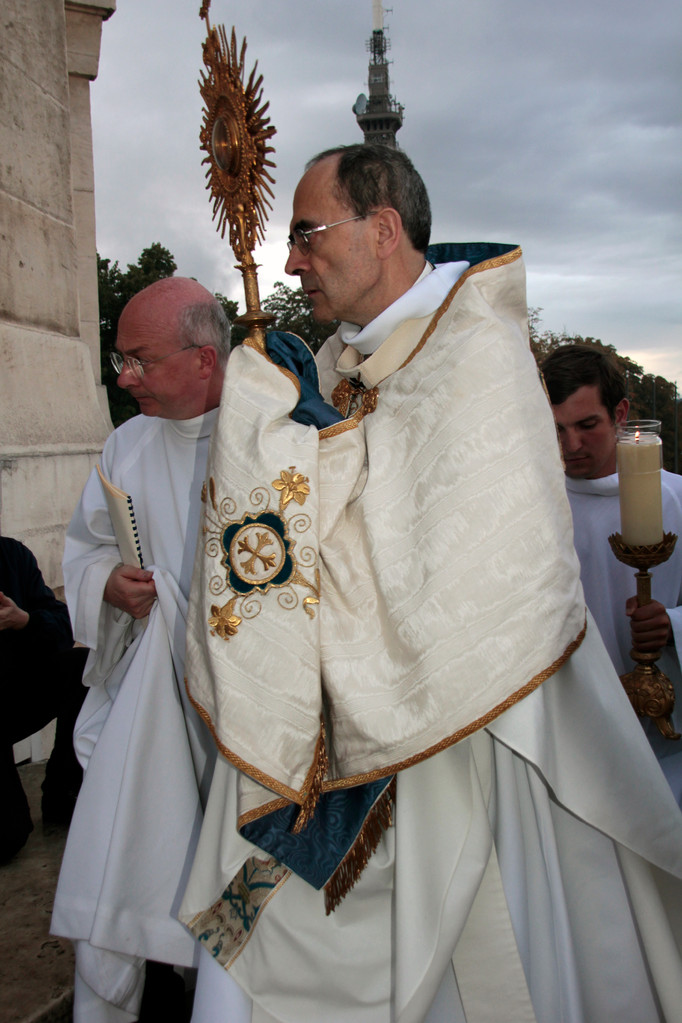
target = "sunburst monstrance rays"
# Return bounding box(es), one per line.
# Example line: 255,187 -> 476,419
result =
199,7 -> 276,265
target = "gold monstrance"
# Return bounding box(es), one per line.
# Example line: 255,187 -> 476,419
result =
199,1 -> 276,347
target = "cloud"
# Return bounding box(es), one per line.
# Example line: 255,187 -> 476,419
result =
91,0 -> 682,379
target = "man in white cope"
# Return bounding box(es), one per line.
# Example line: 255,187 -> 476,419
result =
542,343 -> 682,805
180,145 -> 682,1023
50,277 -> 230,1022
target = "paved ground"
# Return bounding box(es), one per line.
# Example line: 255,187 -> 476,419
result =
0,762 -> 73,1023
1,762 -> 197,1023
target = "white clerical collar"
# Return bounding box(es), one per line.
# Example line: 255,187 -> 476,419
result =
337,260 -> 470,357
166,406 -> 219,442
565,473 -> 619,497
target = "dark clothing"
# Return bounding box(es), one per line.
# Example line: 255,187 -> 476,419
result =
1,538 -> 87,861
1,538 -> 74,671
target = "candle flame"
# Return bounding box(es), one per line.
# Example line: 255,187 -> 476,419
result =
635,429 -> 640,442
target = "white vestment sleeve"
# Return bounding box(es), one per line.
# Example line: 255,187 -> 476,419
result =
63,458 -> 143,683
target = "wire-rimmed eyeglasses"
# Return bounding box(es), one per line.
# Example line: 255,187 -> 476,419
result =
110,345 -> 198,380
287,215 -> 366,255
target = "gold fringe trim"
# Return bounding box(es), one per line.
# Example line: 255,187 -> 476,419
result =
292,718 -> 329,834
324,776 -> 396,915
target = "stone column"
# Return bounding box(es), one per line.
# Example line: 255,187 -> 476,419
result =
0,0 -> 115,586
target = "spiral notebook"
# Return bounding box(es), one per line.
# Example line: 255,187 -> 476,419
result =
96,464 -> 145,569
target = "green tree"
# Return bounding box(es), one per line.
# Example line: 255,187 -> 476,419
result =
262,281 -> 336,354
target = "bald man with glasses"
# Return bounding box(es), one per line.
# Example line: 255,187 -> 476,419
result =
52,277 -> 229,1022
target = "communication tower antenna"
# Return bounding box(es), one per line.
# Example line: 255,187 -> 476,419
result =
354,2 -> 403,147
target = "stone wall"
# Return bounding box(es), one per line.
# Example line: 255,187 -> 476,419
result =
0,0 -> 115,587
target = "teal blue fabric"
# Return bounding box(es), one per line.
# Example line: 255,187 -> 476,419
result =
265,331 -> 343,428
241,777 -> 393,889
426,241 -> 517,268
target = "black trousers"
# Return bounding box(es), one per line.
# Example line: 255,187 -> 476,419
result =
1,646 -> 88,860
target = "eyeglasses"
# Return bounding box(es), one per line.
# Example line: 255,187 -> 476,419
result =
287,215 -> 366,255
110,345 -> 198,380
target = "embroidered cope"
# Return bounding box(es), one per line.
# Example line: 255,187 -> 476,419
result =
181,248 -> 682,1023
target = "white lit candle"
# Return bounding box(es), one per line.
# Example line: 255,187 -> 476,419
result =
616,422 -> 663,546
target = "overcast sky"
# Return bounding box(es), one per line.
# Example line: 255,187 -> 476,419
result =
91,0 -> 681,383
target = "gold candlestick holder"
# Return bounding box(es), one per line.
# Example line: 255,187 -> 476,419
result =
608,531 -> 680,740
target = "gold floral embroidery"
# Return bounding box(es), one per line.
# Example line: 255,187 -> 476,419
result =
272,468 -> 310,510
291,568 -> 321,619
208,597 -> 242,640
202,468 -> 320,638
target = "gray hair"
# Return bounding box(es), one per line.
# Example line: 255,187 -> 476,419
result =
307,144 -> 431,253
178,300 -> 231,367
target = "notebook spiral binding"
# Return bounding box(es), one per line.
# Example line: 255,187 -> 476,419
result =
127,495 -> 144,569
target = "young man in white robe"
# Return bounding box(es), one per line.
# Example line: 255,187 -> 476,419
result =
51,277 -> 229,1022
543,343 -> 682,804
181,146 -> 682,1023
